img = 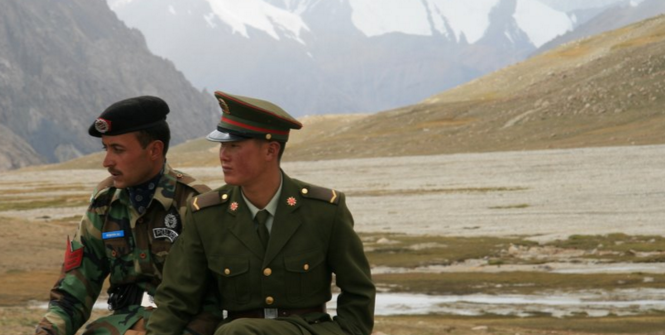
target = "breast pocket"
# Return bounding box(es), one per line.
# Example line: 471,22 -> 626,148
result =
284,249 -> 327,302
208,256 -> 251,304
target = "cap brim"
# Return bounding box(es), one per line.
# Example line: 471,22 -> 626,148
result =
206,129 -> 251,142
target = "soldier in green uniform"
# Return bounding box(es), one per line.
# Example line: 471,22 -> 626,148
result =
147,91 -> 375,335
35,96 -> 221,335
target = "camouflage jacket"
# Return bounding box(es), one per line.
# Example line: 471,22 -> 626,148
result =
36,164 -> 215,335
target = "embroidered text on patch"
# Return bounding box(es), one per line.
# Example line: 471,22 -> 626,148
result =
153,228 -> 179,242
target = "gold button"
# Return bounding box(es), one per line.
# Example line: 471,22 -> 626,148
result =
266,134 -> 272,140
301,188 -> 309,195
303,264 -> 309,271
224,268 -> 231,275
176,173 -> 183,178
263,268 -> 272,276
221,194 -> 229,200
265,296 -> 274,305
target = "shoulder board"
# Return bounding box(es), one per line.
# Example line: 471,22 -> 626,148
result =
173,170 -> 212,194
191,190 -> 230,212
301,184 -> 340,205
94,177 -> 114,195
92,177 -> 115,201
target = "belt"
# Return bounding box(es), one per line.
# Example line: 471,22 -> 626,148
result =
228,305 -> 326,319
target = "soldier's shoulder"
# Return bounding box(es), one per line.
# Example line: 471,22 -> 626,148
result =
294,179 -> 342,205
171,169 -> 211,194
91,176 -> 115,200
190,185 -> 234,213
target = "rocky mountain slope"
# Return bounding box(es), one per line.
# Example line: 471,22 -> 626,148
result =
0,0 -> 219,171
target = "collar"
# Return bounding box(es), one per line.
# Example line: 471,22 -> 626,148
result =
242,173 -> 283,219
126,165 -> 164,214
111,163 -> 176,212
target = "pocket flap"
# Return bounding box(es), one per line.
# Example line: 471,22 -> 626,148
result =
209,256 -> 249,278
284,250 -> 324,273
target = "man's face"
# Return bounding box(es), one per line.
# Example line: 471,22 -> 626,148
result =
218,139 -> 271,187
102,132 -> 159,189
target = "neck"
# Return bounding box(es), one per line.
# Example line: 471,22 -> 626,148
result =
242,168 -> 281,209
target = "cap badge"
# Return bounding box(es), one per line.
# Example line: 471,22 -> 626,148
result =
287,197 -> 297,206
230,202 -> 239,211
94,118 -> 112,133
218,98 -> 230,114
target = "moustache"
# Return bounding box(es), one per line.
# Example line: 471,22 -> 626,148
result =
108,168 -> 121,175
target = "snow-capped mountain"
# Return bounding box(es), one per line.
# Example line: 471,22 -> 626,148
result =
106,0 -> 656,116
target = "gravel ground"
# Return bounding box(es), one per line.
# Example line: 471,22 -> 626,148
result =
1,144 -> 663,242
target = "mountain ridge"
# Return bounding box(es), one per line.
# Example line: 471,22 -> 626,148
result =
0,0 -> 220,171
40,10 -> 665,171
106,0 -> 585,117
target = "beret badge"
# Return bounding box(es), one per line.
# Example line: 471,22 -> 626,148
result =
217,98 -> 230,114
94,118 -> 112,134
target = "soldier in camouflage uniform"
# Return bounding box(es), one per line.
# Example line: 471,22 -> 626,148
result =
36,96 -> 221,335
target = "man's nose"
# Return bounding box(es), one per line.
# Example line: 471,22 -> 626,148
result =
102,152 -> 113,168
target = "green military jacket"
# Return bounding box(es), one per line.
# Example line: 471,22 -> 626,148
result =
148,173 -> 375,335
36,164 -> 217,335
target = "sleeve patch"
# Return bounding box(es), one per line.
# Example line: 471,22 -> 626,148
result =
63,236 -> 84,272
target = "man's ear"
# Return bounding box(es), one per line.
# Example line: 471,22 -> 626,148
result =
149,140 -> 165,160
266,141 -> 281,160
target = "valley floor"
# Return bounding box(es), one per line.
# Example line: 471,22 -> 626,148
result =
1,144 -> 664,334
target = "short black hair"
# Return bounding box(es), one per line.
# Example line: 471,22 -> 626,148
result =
135,121 -> 170,156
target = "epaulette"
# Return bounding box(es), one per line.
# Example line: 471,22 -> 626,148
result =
191,190 -> 230,212
173,170 -> 212,194
92,177 -> 115,201
300,184 -> 340,205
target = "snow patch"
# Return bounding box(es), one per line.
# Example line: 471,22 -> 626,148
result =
348,0 -> 433,37
348,0 -> 500,43
204,0 -> 309,43
431,0 -> 500,44
514,0 -> 573,47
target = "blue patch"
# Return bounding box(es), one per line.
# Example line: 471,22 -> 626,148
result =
102,230 -> 125,239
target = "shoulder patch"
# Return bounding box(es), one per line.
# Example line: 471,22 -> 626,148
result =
191,190 -> 229,212
301,185 -> 340,205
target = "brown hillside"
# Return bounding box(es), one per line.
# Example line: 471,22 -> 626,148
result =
283,15 -> 665,161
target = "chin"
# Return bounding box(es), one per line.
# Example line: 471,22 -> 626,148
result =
112,181 -> 128,189
223,177 -> 239,186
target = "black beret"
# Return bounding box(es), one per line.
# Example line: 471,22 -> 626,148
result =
88,96 -> 169,137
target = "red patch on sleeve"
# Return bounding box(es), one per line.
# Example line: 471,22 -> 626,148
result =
64,236 -> 84,272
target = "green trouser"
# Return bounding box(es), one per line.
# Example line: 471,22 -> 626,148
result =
83,306 -> 219,335
81,305 -> 147,335
214,313 -> 347,335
